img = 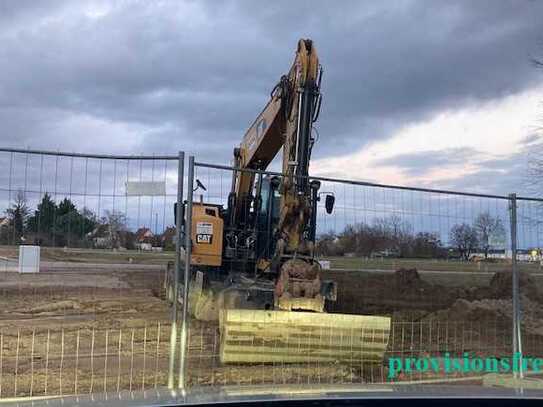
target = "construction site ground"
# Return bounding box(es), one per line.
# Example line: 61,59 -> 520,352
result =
1,246 -> 543,396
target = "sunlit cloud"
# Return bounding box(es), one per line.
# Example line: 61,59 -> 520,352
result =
312,84 -> 543,192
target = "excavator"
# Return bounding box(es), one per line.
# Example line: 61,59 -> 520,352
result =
181,39 -> 391,364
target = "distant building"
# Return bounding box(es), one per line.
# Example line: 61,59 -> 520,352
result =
87,224 -> 128,249
469,248 -> 540,262
528,248 -> 542,262
135,227 -> 154,251
87,224 -> 113,248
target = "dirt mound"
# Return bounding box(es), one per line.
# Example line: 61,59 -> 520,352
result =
426,296 -> 543,335
392,268 -> 424,288
328,268 -> 462,314
488,270 -> 541,301
437,298 -> 511,322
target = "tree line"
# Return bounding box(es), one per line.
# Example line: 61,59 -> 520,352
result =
1,191 -> 120,247
316,212 -> 506,260
3,190 -> 507,258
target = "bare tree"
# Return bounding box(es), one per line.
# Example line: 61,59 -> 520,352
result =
373,215 -> 413,257
101,210 -> 128,248
316,231 -> 340,256
527,143 -> 543,197
527,56 -> 543,195
473,212 -> 506,259
449,223 -> 479,261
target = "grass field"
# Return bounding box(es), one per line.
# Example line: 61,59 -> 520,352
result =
2,246 -> 540,274
0,245 -> 175,265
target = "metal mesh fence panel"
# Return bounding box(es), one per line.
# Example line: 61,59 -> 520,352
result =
181,160 -> 543,387
516,197 -> 543,372
2,148 -> 543,396
0,148 -> 184,398
0,324 -> 170,398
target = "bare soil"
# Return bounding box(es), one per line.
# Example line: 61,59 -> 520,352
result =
1,262 -> 543,397
0,265 -> 172,397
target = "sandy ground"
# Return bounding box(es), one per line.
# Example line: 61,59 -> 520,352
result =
0,265 -> 174,398
1,258 -> 543,397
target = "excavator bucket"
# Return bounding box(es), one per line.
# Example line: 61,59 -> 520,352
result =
219,309 -> 391,364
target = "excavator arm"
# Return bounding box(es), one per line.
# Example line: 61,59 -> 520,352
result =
187,39 -> 392,365
229,39 -> 322,266
233,39 -> 320,196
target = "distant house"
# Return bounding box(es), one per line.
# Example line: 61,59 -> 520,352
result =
87,224 -> 128,249
87,224 -> 114,248
0,217 -> 9,228
135,227 -> 154,251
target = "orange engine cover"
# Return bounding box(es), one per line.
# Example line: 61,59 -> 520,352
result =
190,203 -> 224,267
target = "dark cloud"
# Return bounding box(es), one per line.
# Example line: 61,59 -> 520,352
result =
374,147 -> 480,177
0,0 -> 542,174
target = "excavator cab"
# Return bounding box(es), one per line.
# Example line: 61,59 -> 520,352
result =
255,176 -> 281,261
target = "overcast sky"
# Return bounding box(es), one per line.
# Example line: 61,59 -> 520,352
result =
1,0 -> 542,195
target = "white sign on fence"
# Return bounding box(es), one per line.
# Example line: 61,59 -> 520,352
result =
125,181 -> 166,196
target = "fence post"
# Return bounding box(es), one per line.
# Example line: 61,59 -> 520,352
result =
509,193 -> 523,379
178,155 -> 194,390
168,151 -> 184,389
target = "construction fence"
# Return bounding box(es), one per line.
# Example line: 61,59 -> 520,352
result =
182,157 -> 543,387
0,148 -> 182,399
0,148 -> 542,398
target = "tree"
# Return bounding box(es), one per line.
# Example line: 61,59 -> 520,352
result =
337,225 -> 357,254
330,216 -> 416,259
54,199 -> 97,246
316,231 -> 341,256
449,223 -> 479,261
372,215 -> 413,257
352,222 -> 382,257
5,191 -> 29,243
100,210 -> 128,248
27,193 -> 56,235
78,207 -> 98,237
527,57 -> 543,195
473,212 -> 506,259
102,210 -> 127,233
526,131 -> 543,198
27,194 -> 97,246
411,232 -> 444,258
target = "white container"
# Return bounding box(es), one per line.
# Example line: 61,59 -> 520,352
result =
319,260 -> 331,270
18,245 -> 40,273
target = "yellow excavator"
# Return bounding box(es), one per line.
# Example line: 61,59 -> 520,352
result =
183,39 -> 391,364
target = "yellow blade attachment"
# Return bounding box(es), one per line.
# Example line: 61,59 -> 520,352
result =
220,309 -> 391,364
